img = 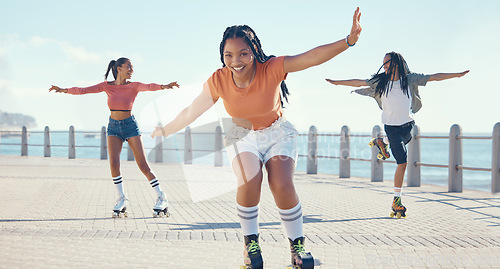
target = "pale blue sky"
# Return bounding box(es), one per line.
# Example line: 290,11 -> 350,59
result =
1,0 -> 499,133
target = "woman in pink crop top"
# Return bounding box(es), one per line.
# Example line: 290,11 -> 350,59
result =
49,57 -> 179,218
152,8 -> 361,268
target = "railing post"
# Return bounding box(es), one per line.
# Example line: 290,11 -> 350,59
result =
339,125 -> 350,178
492,122 -> 500,193
44,126 -> 51,157
68,126 -> 75,159
215,126 -> 223,167
449,124 -> 463,192
100,126 -> 107,160
307,126 -> 318,174
154,135 -> 163,163
371,125 -> 383,182
407,125 -> 421,187
127,142 -> 134,161
21,126 -> 28,156
184,126 -> 192,165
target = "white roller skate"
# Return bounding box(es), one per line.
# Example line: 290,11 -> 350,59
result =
153,191 -> 170,218
112,195 -> 129,218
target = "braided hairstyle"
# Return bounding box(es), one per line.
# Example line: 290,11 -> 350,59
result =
104,57 -> 130,80
219,25 -> 290,107
371,52 -> 410,97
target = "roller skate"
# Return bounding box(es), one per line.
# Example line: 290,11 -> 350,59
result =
240,234 -> 263,269
289,237 -> 314,269
368,137 -> 390,160
112,195 -> 129,218
390,196 -> 407,219
152,191 -> 170,218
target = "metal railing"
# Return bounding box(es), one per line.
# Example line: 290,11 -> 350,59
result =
0,125 -> 225,167
1,122 -> 499,193
303,123 -> 500,193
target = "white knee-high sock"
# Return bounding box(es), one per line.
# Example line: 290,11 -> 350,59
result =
394,187 -> 402,197
113,175 -> 125,197
149,178 -> 163,197
279,202 -> 303,241
237,204 -> 259,236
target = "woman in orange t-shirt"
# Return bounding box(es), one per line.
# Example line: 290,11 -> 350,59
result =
153,8 -> 361,268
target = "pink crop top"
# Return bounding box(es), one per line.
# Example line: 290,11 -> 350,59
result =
67,81 -> 162,110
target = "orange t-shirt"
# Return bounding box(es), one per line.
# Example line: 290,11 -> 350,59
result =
207,56 -> 287,130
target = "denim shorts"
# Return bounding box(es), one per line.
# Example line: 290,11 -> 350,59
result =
224,117 -> 299,164
384,121 -> 414,164
107,115 -> 141,141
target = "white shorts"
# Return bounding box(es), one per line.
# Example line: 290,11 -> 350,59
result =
224,117 -> 298,164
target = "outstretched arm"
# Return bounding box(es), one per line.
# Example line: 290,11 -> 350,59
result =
151,85 -> 216,138
428,70 -> 469,82
325,78 -> 368,87
49,83 -> 103,95
283,7 -> 362,73
138,81 -> 180,91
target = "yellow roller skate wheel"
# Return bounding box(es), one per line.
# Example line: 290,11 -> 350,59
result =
377,154 -> 383,160
396,212 -> 402,219
368,141 -> 374,147
390,212 -> 395,218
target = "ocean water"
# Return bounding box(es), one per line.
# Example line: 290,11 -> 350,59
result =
0,129 -> 494,192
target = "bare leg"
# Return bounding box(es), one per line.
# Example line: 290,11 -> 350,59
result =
127,135 -> 156,181
232,152 -> 263,207
266,155 -> 310,264
265,156 -> 298,209
108,136 -> 124,177
394,163 -> 407,188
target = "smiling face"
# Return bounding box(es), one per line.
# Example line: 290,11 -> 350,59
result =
223,37 -> 255,79
117,60 -> 133,80
383,53 -> 401,81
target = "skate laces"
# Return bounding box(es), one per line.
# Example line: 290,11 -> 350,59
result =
246,240 -> 261,255
116,195 -> 127,204
293,240 -> 306,254
155,196 -> 166,206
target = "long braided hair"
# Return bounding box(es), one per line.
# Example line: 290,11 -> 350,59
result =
219,25 -> 290,107
104,57 -> 130,80
371,52 -> 410,97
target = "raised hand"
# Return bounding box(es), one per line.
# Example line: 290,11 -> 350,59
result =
458,70 -> 470,77
48,85 -> 68,93
347,7 -> 362,45
161,81 -> 180,90
151,126 -> 168,138
325,79 -> 340,85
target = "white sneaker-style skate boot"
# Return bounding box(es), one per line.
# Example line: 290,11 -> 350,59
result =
153,191 -> 170,218
112,195 -> 129,218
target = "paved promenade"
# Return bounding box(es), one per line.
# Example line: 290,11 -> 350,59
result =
0,155 -> 499,268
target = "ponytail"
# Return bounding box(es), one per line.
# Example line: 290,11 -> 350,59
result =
104,60 -> 116,80
104,57 -> 130,80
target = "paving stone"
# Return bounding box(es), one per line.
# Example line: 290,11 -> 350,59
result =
0,156 -> 498,268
